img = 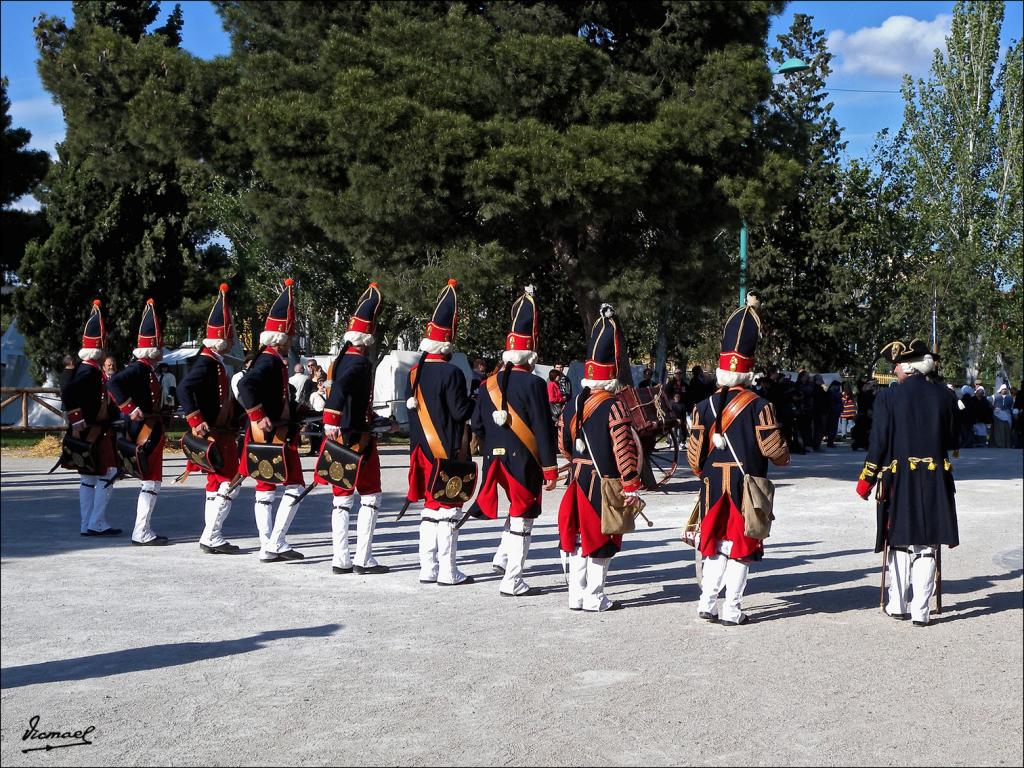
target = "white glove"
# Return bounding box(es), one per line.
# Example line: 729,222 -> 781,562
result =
324,424 -> 341,440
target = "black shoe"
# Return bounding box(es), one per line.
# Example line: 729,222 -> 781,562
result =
602,601 -> 624,612
353,564 -> 390,574
260,554 -> 284,563
201,542 -> 241,554
492,564 -> 506,574
912,619 -> 929,627
88,528 -> 122,536
698,611 -> 719,622
721,613 -> 749,626
332,566 -> 353,574
439,576 -> 475,586
569,606 -> 583,611
500,586 -> 538,597
277,549 -> 304,561
885,610 -> 910,621
419,578 -> 437,584
132,536 -> 168,546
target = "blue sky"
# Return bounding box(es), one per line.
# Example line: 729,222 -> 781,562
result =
3,0 -> 1023,210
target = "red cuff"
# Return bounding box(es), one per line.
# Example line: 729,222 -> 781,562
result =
323,409 -> 341,427
66,408 -> 83,424
543,466 -> 558,482
856,478 -> 873,500
186,411 -> 204,428
622,479 -> 642,493
246,405 -> 266,423
118,399 -> 135,415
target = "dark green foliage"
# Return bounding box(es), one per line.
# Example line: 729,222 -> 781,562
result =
15,2 -> 221,375
749,14 -> 850,371
0,78 -> 51,286
212,0 -> 794,363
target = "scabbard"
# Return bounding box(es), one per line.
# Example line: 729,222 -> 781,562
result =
292,479 -> 319,504
394,499 -> 412,522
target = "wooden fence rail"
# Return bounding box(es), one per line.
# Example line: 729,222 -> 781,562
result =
0,387 -> 66,432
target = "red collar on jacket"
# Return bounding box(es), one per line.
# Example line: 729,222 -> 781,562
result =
512,365 -> 531,373
424,354 -> 448,362
345,347 -> 366,356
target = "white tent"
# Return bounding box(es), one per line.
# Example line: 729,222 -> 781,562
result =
1,319 -> 65,428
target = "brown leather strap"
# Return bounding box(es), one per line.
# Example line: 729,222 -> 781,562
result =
410,368 -> 447,460
706,389 -> 757,444
484,375 -> 540,466
568,390 -> 615,442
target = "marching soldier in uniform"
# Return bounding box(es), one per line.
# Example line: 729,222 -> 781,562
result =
62,299 -> 121,537
177,283 -> 242,554
856,338 -> 959,626
468,287 -> 558,597
557,304 -> 641,612
686,295 -> 790,625
109,299 -> 169,546
405,279 -> 476,586
236,279 -> 306,562
319,282 -> 388,575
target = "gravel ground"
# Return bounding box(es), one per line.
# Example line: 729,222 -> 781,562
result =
1,446 -> 1021,766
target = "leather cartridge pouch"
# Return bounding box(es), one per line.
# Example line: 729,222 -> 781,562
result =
741,474 -> 775,540
244,423 -> 289,484
315,439 -> 363,491
60,429 -> 100,474
429,458 -> 479,505
116,421 -> 161,479
181,431 -> 225,474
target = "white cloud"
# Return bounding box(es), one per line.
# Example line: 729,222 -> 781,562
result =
828,14 -> 951,78
8,95 -> 62,124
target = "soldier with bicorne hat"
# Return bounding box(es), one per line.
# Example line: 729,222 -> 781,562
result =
109,299 -> 169,546
177,283 -> 243,554
468,286 -> 558,597
61,299 -> 121,537
856,338 -> 959,626
236,278 -> 306,562
557,304 -> 642,612
405,279 -> 476,586
685,295 -> 790,625
318,282 -> 388,575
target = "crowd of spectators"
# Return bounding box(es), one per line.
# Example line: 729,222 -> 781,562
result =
53,346 -> 1023,453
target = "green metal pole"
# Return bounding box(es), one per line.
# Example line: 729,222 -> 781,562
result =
739,219 -> 748,307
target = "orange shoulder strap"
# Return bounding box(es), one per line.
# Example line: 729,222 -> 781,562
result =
569,390 -> 615,441
485,375 -> 540,466
707,389 -> 758,442
410,367 -> 447,460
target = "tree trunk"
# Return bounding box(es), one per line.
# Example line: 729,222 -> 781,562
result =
963,330 -> 984,385
654,300 -> 671,384
552,234 -> 633,385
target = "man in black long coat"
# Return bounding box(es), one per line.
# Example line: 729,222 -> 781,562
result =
856,339 -> 959,627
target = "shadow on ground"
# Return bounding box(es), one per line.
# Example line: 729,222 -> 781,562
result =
0,624 -> 341,689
